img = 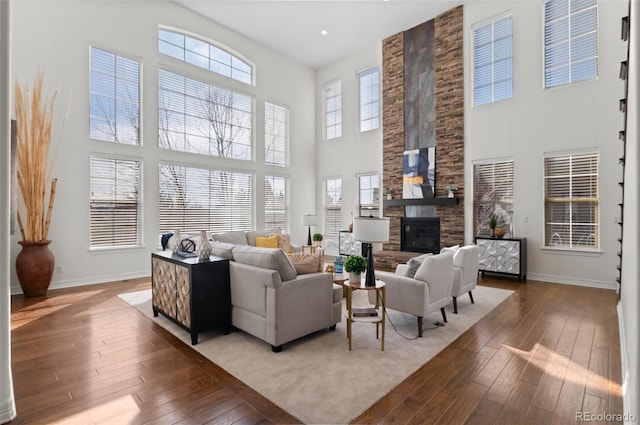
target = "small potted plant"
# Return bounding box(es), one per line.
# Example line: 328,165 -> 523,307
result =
344,255 -> 367,283
446,183 -> 458,198
384,188 -> 394,200
312,232 -> 323,246
488,213 -> 498,237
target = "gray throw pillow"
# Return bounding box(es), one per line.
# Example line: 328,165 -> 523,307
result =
209,241 -> 235,260
404,253 -> 433,279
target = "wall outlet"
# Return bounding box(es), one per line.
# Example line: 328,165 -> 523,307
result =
56,265 -> 64,273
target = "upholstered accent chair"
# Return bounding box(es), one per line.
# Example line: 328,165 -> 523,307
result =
370,251 -> 454,337
451,245 -> 481,314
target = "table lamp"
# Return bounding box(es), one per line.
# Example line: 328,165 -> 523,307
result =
353,216 -> 390,286
301,214 -> 317,246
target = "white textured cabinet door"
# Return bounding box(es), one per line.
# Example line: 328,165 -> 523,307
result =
476,237 -> 526,281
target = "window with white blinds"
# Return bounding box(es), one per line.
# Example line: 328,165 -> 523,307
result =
89,46 -> 140,144
265,175 -> 288,230
544,152 -> 599,248
358,67 -> 380,132
473,14 -> 513,106
544,0 -> 598,88
265,102 -> 287,166
324,80 -> 342,140
158,164 -> 253,236
473,161 -> 514,236
158,68 -> 253,160
325,178 -> 342,235
90,157 -> 141,248
358,174 -> 380,217
158,29 -> 253,85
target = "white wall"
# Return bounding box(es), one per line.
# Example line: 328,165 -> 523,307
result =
464,1 -> 627,288
619,0 -> 639,419
9,0 -> 316,293
315,43 -> 383,254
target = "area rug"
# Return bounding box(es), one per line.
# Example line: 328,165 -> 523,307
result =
119,285 -> 513,424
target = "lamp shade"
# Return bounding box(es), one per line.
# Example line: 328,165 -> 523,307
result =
353,217 -> 390,243
301,214 -> 317,226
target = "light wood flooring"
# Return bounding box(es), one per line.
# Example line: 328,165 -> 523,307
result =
10,276 -> 623,424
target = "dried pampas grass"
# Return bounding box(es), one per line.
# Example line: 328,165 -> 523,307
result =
14,70 -> 65,242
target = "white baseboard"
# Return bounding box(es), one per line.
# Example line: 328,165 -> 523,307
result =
0,396 -> 16,424
527,272 -> 617,290
10,270 -> 150,295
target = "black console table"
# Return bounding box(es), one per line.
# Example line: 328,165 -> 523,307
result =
151,252 -> 231,344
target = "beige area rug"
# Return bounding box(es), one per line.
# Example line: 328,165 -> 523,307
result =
119,285 -> 513,424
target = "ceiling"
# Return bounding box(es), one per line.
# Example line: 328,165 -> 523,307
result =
173,0 -> 465,69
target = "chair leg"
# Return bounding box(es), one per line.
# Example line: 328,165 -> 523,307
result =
453,297 -> 458,314
417,316 -> 423,337
441,307 -> 447,323
469,291 -> 475,304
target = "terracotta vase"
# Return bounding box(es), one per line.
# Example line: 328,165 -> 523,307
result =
16,240 -> 55,297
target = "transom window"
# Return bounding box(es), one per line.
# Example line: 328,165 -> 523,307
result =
265,102 -> 288,166
473,14 -> 513,105
324,80 -> 342,140
158,164 -> 253,236
544,152 -> 599,249
473,160 -> 514,236
544,0 -> 598,88
159,29 -> 253,85
89,157 -> 142,248
158,68 -> 253,160
89,46 -> 140,144
358,67 -> 380,132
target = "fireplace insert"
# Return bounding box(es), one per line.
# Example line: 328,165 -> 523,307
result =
401,217 -> 440,253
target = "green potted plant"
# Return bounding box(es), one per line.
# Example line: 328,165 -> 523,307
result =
312,232 -> 323,246
488,213 -> 498,237
384,188 -> 394,200
446,183 -> 458,198
344,254 -> 367,283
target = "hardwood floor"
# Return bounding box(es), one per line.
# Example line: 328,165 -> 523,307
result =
10,276 -> 623,424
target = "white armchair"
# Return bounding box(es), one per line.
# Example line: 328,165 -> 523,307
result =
369,252 -> 454,337
451,245 -> 480,314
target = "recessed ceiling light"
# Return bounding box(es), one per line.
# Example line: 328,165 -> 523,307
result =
321,30 -> 328,36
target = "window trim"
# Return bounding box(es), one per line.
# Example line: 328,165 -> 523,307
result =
323,79 -> 343,141
324,177 -> 343,236
356,172 -> 380,218
356,66 -> 381,132
472,159 -> 514,237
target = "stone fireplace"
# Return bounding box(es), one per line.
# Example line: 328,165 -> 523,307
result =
376,5 -> 464,270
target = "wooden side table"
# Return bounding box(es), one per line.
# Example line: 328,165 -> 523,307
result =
345,280 -> 386,351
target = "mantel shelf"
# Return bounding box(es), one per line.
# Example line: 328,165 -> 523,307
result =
383,197 -> 459,207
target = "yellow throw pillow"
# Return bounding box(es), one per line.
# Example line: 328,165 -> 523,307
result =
255,234 -> 279,248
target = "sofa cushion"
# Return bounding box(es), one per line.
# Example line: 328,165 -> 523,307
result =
232,245 -> 297,282
404,253 -> 433,278
287,252 -> 323,274
214,231 -> 249,245
209,241 -> 235,260
255,234 -> 279,248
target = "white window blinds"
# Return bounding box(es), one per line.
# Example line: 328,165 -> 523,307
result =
358,174 -> 380,217
325,178 -> 342,235
358,67 -> 380,132
265,175 -> 288,230
544,152 -> 599,248
158,164 -> 253,236
265,102 -> 287,166
159,29 -> 253,85
158,68 -> 253,160
544,0 -> 598,88
90,157 -> 141,248
473,15 -> 513,106
89,46 -> 140,144
325,81 -> 342,140
473,161 -> 514,236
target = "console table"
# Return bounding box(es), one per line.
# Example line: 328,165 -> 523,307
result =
475,237 -> 527,281
151,252 -> 231,344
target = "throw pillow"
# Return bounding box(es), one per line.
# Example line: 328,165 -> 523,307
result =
255,234 -> 279,248
440,245 -> 460,254
404,253 -> 433,278
209,241 -> 235,260
278,232 -> 293,253
213,230 -> 249,245
287,252 -> 322,274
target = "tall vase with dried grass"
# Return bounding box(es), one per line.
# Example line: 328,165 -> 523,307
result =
14,71 -> 65,297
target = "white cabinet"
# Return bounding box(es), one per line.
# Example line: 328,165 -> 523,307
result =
475,237 -> 527,281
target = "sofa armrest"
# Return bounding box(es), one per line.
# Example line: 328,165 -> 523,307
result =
367,270 -> 427,317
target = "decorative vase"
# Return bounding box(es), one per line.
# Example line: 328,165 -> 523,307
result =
171,229 -> 182,253
196,230 -> 212,260
448,190 -> 454,198
349,272 -> 361,284
16,240 -> 55,297
494,227 -> 506,239
386,193 -> 392,200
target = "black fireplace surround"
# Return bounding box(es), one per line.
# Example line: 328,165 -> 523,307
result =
401,217 -> 440,254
